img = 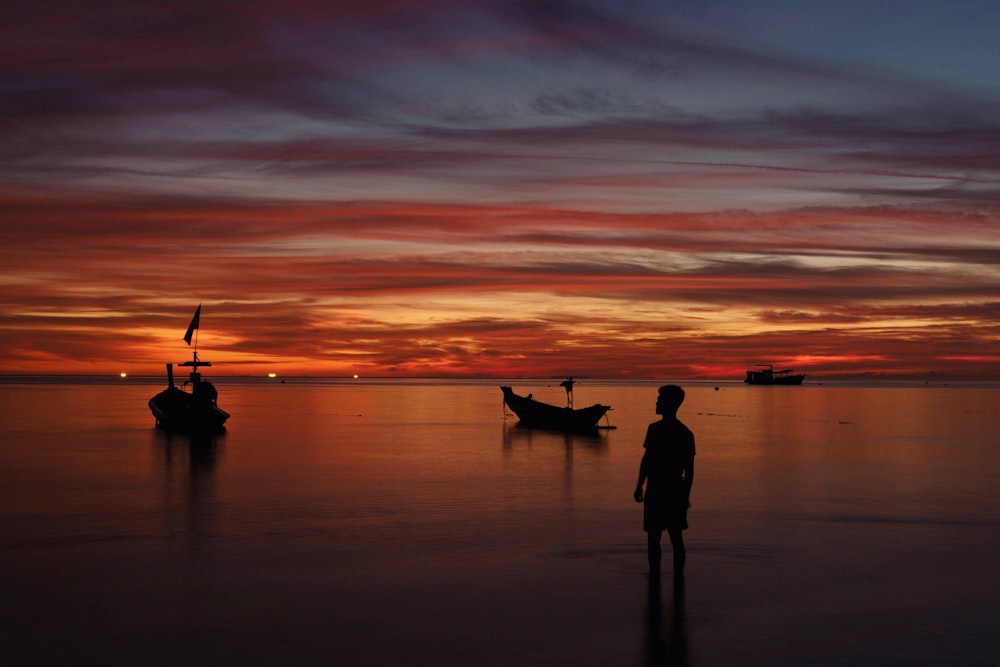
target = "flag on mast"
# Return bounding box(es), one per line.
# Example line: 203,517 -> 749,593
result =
183,304 -> 201,346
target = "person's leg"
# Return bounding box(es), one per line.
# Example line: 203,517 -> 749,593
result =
666,527 -> 685,578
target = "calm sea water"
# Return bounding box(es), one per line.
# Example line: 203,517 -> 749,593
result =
1,378 -> 998,666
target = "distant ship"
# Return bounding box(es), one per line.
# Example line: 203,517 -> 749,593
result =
745,364 -> 805,385
148,305 -> 230,433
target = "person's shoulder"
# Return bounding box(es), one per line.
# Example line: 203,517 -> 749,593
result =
647,419 -> 668,435
676,420 -> 694,439
642,420 -> 658,447
648,418 -> 690,435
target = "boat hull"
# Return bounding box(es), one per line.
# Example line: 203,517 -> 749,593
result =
501,386 -> 610,432
149,386 -> 230,433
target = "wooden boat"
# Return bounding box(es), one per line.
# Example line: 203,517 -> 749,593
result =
148,305 -> 230,433
745,364 -> 805,385
500,386 -> 611,432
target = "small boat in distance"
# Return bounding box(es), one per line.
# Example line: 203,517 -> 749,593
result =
501,385 -> 611,432
148,305 -> 230,433
745,364 -> 805,385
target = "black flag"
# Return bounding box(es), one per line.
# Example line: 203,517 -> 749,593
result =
183,304 -> 201,346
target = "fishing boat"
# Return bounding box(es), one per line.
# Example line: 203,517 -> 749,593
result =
744,364 -> 805,385
500,386 -> 611,432
148,305 -> 230,433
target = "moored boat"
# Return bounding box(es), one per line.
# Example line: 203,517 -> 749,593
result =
500,386 -> 611,432
745,364 -> 805,385
148,305 -> 230,433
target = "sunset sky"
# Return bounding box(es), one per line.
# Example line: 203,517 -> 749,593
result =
3,0 -> 999,380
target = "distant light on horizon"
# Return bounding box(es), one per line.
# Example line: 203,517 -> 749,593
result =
353,374 -> 359,379
268,372 -> 278,378
120,372 -> 127,378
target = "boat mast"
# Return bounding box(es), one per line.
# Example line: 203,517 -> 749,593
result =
180,304 -> 210,382
190,309 -> 199,382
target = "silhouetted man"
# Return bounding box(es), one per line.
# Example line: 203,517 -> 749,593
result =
634,385 -> 695,581
559,377 -> 575,407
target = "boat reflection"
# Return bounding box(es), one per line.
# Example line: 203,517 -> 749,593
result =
153,429 -> 222,556
501,422 -> 608,462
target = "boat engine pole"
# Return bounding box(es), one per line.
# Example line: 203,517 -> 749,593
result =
166,363 -> 174,388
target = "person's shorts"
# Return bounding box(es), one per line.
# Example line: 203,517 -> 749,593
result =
643,487 -> 688,532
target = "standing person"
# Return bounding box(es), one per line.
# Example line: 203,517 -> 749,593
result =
634,385 -> 695,581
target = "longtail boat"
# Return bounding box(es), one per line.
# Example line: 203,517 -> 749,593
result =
500,385 -> 611,432
148,305 -> 230,433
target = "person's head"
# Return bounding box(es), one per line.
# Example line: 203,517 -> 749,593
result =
656,385 -> 685,416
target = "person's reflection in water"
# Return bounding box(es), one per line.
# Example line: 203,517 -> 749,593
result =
646,576 -> 689,665
634,385 -> 695,582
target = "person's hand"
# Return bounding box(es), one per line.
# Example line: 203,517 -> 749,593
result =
633,487 -> 643,503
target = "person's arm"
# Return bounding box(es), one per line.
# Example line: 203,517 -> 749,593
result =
683,436 -> 695,506
634,453 -> 647,502
635,423 -> 654,502
684,458 -> 694,507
